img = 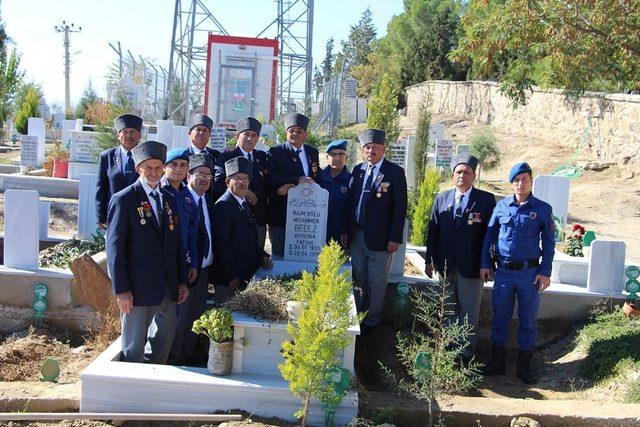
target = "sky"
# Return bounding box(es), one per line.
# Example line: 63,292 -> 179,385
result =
2,0 -> 404,109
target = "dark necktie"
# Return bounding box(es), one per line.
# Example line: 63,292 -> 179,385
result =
296,149 -> 306,176
455,194 -> 465,229
247,152 -> 252,163
242,200 -> 256,225
125,151 -> 136,185
357,165 -> 376,225
198,197 -> 210,263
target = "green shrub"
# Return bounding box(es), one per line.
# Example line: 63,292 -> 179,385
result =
367,74 -> 400,145
192,308 -> 234,343
14,86 -> 39,134
410,168 -> 440,245
413,100 -> 432,188
469,130 -> 500,182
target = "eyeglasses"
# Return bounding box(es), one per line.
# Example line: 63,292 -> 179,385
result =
328,152 -> 347,158
230,175 -> 250,182
194,173 -> 213,181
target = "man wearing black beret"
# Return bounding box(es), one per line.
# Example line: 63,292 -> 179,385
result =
348,129 -> 407,334
182,113 -> 221,201
425,154 -> 496,362
95,114 -> 143,229
106,141 -> 189,364
213,156 -> 272,304
266,112 -> 319,256
213,116 -> 269,249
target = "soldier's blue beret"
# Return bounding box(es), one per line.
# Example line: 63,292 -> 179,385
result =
187,114 -> 213,131
114,114 -> 142,133
284,113 -> 309,131
131,141 -> 166,166
225,156 -> 253,179
508,162 -> 532,182
165,148 -> 189,164
236,116 -> 262,135
188,153 -> 213,173
451,154 -> 479,172
358,129 -> 386,146
325,140 -> 348,153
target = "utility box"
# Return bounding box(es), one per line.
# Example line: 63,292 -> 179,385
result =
205,35 -> 278,128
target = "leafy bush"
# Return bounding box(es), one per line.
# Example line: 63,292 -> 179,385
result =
14,86 -> 39,134
367,73 -> 400,145
410,168 -> 440,245
469,130 -> 500,182
192,308 -> 234,343
39,234 -> 105,269
413,100 -> 432,188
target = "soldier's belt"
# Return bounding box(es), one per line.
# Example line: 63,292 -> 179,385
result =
499,258 -> 540,270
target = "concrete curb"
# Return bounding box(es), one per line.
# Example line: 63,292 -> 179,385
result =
0,397 -> 79,413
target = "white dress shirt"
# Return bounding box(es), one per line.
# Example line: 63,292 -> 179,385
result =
140,179 -> 163,222
189,185 -> 213,268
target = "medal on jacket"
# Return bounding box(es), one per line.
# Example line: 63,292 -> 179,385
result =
165,201 -> 175,231
467,212 -> 474,225
376,192 -> 382,198
137,207 -> 146,225
114,153 -> 121,167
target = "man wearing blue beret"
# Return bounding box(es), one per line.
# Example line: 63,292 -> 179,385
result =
317,140 -> 352,246
425,154 -> 496,362
95,114 -> 143,229
480,161 -> 555,384
348,129 -> 407,334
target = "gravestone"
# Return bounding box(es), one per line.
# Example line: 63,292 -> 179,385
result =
434,139 -> 453,170
77,174 -> 99,240
405,135 -> 416,188
39,201 -> 50,239
532,175 -> 570,227
587,240 -> 626,294
209,127 -> 228,152
68,131 -> 100,179
70,254 -> 115,315
389,222 -> 410,281
61,119 -> 79,150
156,120 -> 175,147
3,189 -> 39,270
172,126 -> 189,149
284,183 -> 329,262
20,135 -> 39,172
457,144 -> 470,156
27,117 -> 46,167
53,112 -> 65,130
429,123 -> 445,145
387,137 -> 407,168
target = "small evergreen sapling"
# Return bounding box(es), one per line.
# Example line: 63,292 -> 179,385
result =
279,241 -> 362,426
383,272 -> 482,426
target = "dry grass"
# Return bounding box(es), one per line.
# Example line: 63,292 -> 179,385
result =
223,278 -> 297,323
85,305 -> 121,350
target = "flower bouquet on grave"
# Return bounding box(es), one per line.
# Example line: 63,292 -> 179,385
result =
192,308 -> 234,375
560,223 -> 586,257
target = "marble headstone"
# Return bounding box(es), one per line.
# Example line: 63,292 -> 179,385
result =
172,126 -> 190,150
61,119 -> 79,150
532,175 -> 570,227
434,139 -> 453,169
389,221 -> 409,280
429,123 -> 445,145
77,174 -> 99,240
39,201 -> 50,239
27,117 -> 46,166
156,120 -> 175,147
284,183 -> 329,262
20,135 -> 39,172
4,189 -> 40,270
587,240 -> 626,294
405,135 -> 416,188
209,127 -> 228,152
70,131 -> 100,163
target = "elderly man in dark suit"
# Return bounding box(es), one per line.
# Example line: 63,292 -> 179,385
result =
348,129 -> 407,333
213,156 -> 272,304
106,140 -> 189,364
214,116 -> 269,249
266,113 -> 319,256
182,113 -> 220,200
425,154 -> 496,361
96,114 -> 143,229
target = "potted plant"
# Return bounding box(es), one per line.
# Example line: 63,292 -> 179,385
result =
47,142 -> 70,178
192,308 -> 234,375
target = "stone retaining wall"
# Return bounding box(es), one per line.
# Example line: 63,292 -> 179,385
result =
405,80 -> 640,168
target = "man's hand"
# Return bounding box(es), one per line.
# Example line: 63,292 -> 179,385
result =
98,223 -> 106,230
263,256 -> 273,270
534,274 -> 551,292
116,291 -> 134,314
177,284 -> 189,304
387,241 -> 401,253
188,268 -> 198,284
276,183 -> 295,196
229,277 -> 241,291
297,176 -> 315,184
245,189 -> 258,205
340,234 -> 349,248
425,264 -> 434,279
480,268 -> 493,283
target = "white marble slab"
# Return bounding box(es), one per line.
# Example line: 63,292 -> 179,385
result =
27,117 -> 45,166
587,240 -> 626,294
77,174 -> 99,240
284,183 -> 329,262
172,126 -> 190,150
61,119 -> 79,150
156,120 -> 174,147
39,201 -> 50,239
551,250 -> 589,286
3,189 -> 39,270
20,135 -> 39,172
389,221 -> 410,281
68,162 -> 99,180
532,175 -> 570,227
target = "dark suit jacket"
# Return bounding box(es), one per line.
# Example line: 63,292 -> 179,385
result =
212,190 -> 268,287
96,147 -> 138,224
425,187 -> 496,278
349,158 -> 408,251
106,180 -> 188,306
266,142 -> 319,227
183,145 -> 221,201
213,147 -> 268,225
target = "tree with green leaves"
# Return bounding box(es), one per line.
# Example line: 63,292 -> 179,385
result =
14,86 -> 40,134
411,167 -> 440,246
75,80 -> 98,121
0,8 -> 23,138
413,99 -> 432,188
341,8 -> 376,69
453,0 -> 640,106
469,130 -> 500,182
367,73 -> 400,145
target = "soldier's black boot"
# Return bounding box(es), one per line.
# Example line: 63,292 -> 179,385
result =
516,349 -> 537,385
482,345 -> 506,376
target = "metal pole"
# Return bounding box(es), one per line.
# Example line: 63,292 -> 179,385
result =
165,0 -> 181,119
305,0 -> 314,115
55,22 -> 81,114
183,0 -> 197,122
